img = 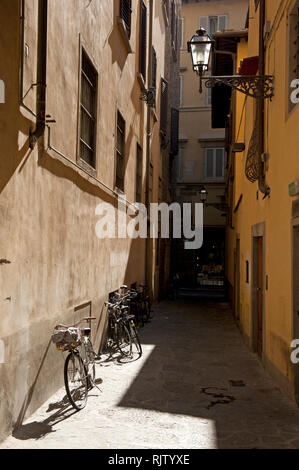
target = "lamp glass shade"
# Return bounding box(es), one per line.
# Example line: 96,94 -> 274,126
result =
189,33 -> 212,73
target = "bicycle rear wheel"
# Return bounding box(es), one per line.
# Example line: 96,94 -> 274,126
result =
64,352 -> 88,411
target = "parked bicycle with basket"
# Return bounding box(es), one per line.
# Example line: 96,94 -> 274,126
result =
52,317 -> 101,411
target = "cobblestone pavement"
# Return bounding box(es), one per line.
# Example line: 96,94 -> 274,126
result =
2,299 -> 299,449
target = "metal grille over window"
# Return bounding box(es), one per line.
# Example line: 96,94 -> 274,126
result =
80,50 -> 97,168
139,1 -> 147,80
160,78 -> 168,135
116,111 -> 126,191
120,0 -> 132,38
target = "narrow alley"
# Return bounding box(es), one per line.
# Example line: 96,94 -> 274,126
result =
2,300 -> 299,450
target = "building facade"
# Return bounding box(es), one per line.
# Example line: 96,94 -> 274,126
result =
172,0 -> 248,292
0,0 -> 181,441
225,0 -> 299,402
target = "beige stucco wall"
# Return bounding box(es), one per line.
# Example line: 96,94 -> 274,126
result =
0,0 -> 179,441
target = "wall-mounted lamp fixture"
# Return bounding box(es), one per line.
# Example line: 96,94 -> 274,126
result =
199,186 -> 229,213
188,29 -> 274,99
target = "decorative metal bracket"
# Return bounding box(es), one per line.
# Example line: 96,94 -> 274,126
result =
140,87 -> 156,107
201,75 -> 274,100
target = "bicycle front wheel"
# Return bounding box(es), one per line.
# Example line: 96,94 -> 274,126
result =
85,338 -> 96,389
64,352 -> 88,411
116,322 -> 132,357
129,323 -> 142,357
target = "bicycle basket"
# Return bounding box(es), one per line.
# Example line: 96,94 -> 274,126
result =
52,327 -> 82,351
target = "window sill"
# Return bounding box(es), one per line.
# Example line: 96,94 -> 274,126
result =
77,156 -> 97,178
117,17 -> 133,54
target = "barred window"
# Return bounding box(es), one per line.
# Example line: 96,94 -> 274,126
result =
116,111 -> 126,191
79,49 -> 98,168
120,0 -> 132,38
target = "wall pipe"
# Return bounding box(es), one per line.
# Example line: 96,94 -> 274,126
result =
29,0 -> 48,148
144,0 -> 154,288
258,0 -> 270,197
19,0 -> 36,118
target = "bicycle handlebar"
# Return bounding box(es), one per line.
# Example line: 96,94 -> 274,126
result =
54,316 -> 96,329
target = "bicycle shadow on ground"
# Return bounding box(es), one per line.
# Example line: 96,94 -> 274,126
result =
100,344 -> 142,366
12,395 -> 77,440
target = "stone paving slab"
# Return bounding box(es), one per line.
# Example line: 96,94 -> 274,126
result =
2,300 -> 299,449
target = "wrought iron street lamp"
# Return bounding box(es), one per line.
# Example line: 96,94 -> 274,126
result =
199,186 -> 228,213
188,29 -> 274,99
187,28 -> 213,93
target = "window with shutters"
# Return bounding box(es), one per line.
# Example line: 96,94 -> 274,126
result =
204,148 -> 225,181
199,15 -> 228,35
136,144 -> 143,202
120,0 -> 132,39
139,1 -> 147,81
289,1 -> 299,113
115,111 -> 126,191
79,49 -> 98,169
160,78 -> 168,135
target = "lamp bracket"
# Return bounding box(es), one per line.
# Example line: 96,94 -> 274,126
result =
201,75 -> 274,99
140,87 -> 156,107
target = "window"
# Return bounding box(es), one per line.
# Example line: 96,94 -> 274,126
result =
289,1 -> 299,113
120,0 -> 132,38
199,15 -> 228,35
79,49 -> 98,168
115,111 -> 126,191
139,1 -> 147,81
136,144 -> 143,202
205,148 -> 225,181
160,78 -> 168,135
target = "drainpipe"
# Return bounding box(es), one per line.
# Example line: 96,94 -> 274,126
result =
258,0 -> 270,197
144,0 -> 153,288
19,0 -> 36,117
29,0 -> 48,149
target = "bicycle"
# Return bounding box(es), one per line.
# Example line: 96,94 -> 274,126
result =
105,296 -> 142,358
52,316 -> 100,411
